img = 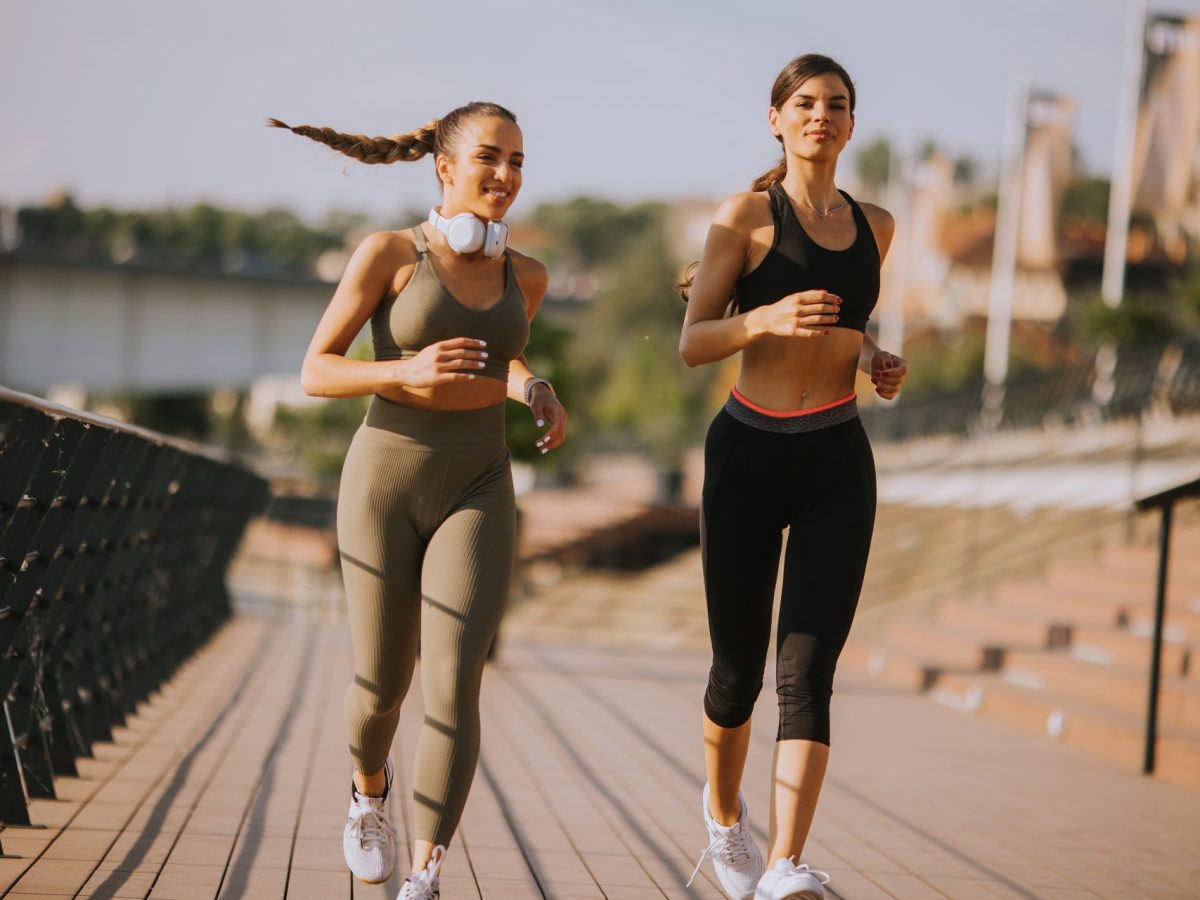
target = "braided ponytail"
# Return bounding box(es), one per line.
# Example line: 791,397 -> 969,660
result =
268,102 -> 518,171
266,118 -> 438,164
750,155 -> 788,192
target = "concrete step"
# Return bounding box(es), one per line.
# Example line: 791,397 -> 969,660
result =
859,504 -> 1123,619
1066,623 -> 1192,676
839,641 -> 941,693
1102,553 -> 1200,586
1001,648 -> 1200,732
1043,562 -> 1200,606
1103,531 -> 1200,579
991,581 -> 1133,629
883,619 -> 1006,672
1126,606 -> 1200,645
935,602 -> 1071,651
931,671 -> 1200,791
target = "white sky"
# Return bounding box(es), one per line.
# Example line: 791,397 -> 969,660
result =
3,0 -> 1199,222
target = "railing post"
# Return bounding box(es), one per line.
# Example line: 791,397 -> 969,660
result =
1143,501 -> 1172,775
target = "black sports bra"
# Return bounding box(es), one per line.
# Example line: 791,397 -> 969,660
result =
734,184 -> 880,332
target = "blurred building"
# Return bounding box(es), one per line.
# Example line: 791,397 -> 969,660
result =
1131,13 -> 1200,265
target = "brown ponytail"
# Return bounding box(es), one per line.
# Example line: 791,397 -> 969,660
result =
268,101 -> 518,168
750,157 -> 788,192
676,260 -> 699,303
678,54 -> 855,303
266,118 -> 439,164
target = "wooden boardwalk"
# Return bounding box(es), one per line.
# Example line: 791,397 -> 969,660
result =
1,614 -> 1199,899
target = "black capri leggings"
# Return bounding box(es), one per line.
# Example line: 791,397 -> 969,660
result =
701,389 -> 876,745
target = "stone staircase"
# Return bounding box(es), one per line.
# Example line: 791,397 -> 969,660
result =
842,520 -> 1200,789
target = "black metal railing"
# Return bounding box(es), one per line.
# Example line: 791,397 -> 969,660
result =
1134,477 -> 1200,777
860,342 -> 1200,443
0,387 -> 268,851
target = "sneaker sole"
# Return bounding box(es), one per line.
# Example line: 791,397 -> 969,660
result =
355,875 -> 391,885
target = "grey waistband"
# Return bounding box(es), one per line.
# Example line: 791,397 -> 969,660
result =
363,395 -> 506,452
723,392 -> 858,434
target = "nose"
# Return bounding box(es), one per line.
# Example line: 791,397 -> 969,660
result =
493,162 -> 516,185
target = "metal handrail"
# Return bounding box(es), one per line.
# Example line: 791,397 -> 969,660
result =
859,342 -> 1200,443
0,387 -> 268,852
1134,476 -> 1200,776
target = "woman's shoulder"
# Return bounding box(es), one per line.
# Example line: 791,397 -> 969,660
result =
849,200 -> 896,260
714,190 -> 774,229
507,248 -> 549,301
353,228 -> 421,264
851,200 -> 895,238
339,229 -> 420,297
341,229 -> 421,285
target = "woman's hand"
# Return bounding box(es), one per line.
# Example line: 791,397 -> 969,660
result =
529,385 -> 567,455
869,350 -> 909,400
748,290 -> 843,339
400,338 -> 490,387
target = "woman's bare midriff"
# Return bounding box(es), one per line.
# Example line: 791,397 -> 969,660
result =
735,327 -> 861,411
376,379 -> 508,411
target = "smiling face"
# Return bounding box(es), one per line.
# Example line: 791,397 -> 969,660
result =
436,116 -> 524,221
769,72 -> 855,164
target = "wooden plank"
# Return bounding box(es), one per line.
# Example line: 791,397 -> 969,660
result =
5,608 -> 1200,900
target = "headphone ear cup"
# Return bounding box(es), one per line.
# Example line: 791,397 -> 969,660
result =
445,214 -> 485,253
483,221 -> 509,258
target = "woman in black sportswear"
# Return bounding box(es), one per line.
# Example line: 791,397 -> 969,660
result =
679,54 -> 908,900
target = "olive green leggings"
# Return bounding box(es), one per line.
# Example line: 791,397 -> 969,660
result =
337,397 -> 515,846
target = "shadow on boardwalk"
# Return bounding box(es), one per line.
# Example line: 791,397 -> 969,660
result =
1,615 -> 1198,899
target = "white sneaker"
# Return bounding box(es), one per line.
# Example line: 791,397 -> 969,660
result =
754,857 -> 830,900
686,783 -> 764,900
343,758 -> 397,884
397,845 -> 446,899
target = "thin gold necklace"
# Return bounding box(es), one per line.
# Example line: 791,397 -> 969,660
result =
801,195 -> 849,218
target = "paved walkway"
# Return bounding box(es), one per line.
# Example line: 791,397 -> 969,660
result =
0,614 -> 1197,899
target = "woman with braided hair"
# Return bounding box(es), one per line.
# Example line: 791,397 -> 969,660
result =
678,55 -> 908,900
271,102 -> 566,900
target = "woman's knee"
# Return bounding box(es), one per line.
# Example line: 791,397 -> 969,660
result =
344,672 -> 407,722
703,665 -> 763,729
775,645 -> 836,744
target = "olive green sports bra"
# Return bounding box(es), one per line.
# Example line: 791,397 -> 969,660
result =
371,225 -> 530,382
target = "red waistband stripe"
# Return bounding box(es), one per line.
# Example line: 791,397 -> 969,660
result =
729,387 -> 857,419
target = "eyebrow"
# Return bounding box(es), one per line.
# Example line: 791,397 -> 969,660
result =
796,94 -> 850,102
476,144 -> 525,157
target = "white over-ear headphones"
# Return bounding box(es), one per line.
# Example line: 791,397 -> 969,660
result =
428,208 -> 508,258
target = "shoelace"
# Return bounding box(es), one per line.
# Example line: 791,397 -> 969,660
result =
781,858 -> 831,885
347,794 -> 390,851
398,844 -> 447,900
685,825 -> 755,887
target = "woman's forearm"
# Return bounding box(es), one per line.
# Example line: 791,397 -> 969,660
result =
507,356 -> 534,405
858,331 -> 880,374
300,354 -> 405,398
679,310 -> 761,367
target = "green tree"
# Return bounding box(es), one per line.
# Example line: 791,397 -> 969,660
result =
529,197 -> 656,270
1062,177 -> 1110,223
571,204 -> 713,501
953,156 -> 978,187
854,137 -> 892,193
506,314 -> 578,474
1077,292 -> 1177,347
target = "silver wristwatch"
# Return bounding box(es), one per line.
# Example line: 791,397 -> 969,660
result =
523,376 -> 554,406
